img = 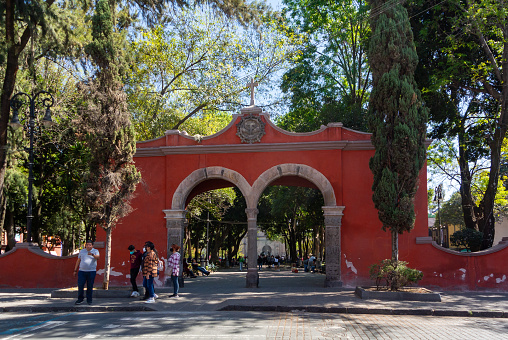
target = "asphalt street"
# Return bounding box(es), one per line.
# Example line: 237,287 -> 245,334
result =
1,311 -> 508,339
2,270 -> 508,339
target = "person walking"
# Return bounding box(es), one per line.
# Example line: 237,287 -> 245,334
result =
128,245 -> 142,297
73,240 -> 100,305
168,244 -> 181,298
142,241 -> 158,303
238,255 -> 245,271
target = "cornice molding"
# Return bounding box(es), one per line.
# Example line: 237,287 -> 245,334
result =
135,137 -> 433,157
135,140 -> 376,157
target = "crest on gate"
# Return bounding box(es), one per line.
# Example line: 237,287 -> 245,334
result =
236,114 -> 266,144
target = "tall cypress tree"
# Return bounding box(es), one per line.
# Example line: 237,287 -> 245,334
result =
367,0 -> 428,262
80,0 -> 141,289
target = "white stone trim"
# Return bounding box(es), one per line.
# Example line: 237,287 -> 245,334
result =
171,167 -> 253,210
415,236 -> 508,256
251,164 -> 337,207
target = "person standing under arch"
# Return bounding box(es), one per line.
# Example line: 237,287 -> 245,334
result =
168,244 -> 181,298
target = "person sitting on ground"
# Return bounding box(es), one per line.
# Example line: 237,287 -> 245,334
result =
309,254 -> 316,273
192,258 -> 210,276
303,256 -> 309,272
183,258 -> 196,278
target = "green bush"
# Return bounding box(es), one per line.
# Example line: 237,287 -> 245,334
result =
450,228 -> 483,252
369,259 -> 423,291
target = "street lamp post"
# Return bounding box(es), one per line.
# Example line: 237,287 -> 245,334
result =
9,91 -> 55,243
433,184 -> 443,246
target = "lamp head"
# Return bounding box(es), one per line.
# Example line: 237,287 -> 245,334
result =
9,109 -> 22,129
42,107 -> 55,127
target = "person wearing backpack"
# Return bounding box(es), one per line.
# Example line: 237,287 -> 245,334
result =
142,241 -> 158,303
168,244 -> 181,298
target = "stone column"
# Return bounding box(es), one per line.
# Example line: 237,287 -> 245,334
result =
245,208 -> 259,288
322,206 -> 345,287
163,209 -> 186,287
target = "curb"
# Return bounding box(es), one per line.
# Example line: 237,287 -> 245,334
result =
355,287 -> 442,302
218,305 -> 508,318
1,306 -> 156,313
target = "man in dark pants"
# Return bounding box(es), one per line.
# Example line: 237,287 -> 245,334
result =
128,245 -> 142,297
73,240 -> 100,305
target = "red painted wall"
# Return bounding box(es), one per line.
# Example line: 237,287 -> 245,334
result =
1,113 -> 507,290
0,244 -> 103,288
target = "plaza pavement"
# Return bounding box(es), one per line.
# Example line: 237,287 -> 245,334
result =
1,269 -> 507,317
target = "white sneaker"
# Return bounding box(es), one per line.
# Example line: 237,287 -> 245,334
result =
145,297 -> 155,303
154,293 -> 158,299
131,291 -> 140,297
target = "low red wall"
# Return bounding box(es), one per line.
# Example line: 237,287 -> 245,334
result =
0,244 -> 83,288
407,237 -> 508,291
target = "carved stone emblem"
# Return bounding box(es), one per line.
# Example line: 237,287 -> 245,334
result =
236,114 -> 266,143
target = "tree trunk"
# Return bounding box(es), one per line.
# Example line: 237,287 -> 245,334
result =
102,227 -> 112,290
61,226 -> 74,257
0,196 -> 7,245
391,229 -> 398,263
5,206 -> 16,249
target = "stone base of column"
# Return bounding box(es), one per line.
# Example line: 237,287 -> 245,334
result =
324,278 -> 343,287
246,269 -> 259,288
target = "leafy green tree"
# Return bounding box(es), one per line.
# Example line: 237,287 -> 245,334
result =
185,188 -> 243,262
450,228 -> 483,252
127,6 -> 297,141
3,128 -> 28,250
0,0 -> 264,246
408,0 -> 508,249
435,192 -> 465,229
259,186 -> 324,262
277,0 -> 370,132
367,0 -> 428,262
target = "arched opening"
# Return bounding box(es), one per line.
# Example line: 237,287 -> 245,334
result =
184,186 -> 248,276
167,164 -> 343,288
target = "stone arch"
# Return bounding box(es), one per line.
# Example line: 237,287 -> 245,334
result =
250,163 -> 336,207
171,166 -> 252,210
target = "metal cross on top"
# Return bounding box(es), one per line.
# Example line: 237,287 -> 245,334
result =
247,78 -> 259,106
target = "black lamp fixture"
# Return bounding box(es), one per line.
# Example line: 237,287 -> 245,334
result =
9,91 -> 55,243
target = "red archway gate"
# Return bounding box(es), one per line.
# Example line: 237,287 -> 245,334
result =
105,103 -> 427,288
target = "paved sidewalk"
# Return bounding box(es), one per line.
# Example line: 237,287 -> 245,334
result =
1,270 -> 508,317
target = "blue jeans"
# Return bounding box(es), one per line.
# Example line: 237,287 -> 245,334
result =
171,275 -> 179,295
143,275 -> 155,298
239,262 -> 243,271
77,270 -> 96,303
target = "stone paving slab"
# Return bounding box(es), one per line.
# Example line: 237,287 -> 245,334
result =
1,270 -> 508,317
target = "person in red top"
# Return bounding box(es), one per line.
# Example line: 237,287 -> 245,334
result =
168,244 -> 181,298
128,245 -> 142,297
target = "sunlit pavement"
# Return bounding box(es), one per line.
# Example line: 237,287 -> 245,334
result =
1,269 -> 508,316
